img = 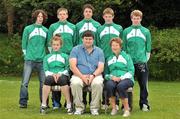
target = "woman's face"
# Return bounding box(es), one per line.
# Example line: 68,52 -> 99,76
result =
111,41 -> 121,54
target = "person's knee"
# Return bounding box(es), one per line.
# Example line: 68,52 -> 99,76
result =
105,80 -> 115,90
57,75 -> 69,86
44,76 -> 54,86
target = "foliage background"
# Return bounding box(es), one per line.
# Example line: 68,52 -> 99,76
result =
0,0 -> 179,81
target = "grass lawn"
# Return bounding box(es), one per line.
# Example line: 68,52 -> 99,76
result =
0,76 -> 180,119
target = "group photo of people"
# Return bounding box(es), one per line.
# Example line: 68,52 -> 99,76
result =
19,3 -> 152,117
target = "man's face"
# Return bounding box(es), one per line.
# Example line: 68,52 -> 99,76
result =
83,36 -> 94,48
36,12 -> 43,24
83,8 -> 93,19
52,40 -> 61,51
57,10 -> 68,21
103,13 -> 114,24
131,15 -> 142,26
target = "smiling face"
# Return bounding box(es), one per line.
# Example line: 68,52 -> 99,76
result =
111,41 -> 121,55
57,10 -> 68,21
35,12 -> 44,25
83,8 -> 93,19
131,15 -> 142,26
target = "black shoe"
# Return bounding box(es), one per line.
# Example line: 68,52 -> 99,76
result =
19,104 -> 27,108
40,106 -> 47,114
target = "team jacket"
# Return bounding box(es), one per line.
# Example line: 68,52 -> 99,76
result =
43,51 -> 69,77
96,23 -> 123,58
22,24 -> 48,61
76,18 -> 101,45
48,21 -> 76,55
122,25 -> 151,64
105,51 -> 134,83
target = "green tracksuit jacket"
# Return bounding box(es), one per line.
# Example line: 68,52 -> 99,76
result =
43,51 -> 69,76
22,24 -> 48,61
105,51 -> 135,83
122,25 -> 151,64
48,21 -> 76,55
76,18 -> 101,45
97,23 -> 123,59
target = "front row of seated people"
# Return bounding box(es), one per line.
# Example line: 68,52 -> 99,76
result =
40,31 -> 134,117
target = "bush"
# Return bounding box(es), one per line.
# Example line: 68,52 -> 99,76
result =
0,34 -> 23,75
149,27 -> 180,81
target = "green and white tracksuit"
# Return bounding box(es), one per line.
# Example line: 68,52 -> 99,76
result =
48,21 -> 76,55
76,18 -> 101,45
97,23 -> 123,59
122,25 -> 151,64
105,51 -> 134,84
43,51 -> 69,76
22,24 -> 48,61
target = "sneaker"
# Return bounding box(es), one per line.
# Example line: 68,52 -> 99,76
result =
111,108 -> 117,115
40,106 -> 47,114
19,104 -> 27,108
122,110 -> 130,117
74,108 -> 84,115
67,108 -> 73,115
53,106 -> 59,110
91,109 -> 99,115
116,104 -> 119,111
142,104 -> 150,112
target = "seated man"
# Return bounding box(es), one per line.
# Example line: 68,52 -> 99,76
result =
69,30 -> 104,115
40,34 -> 72,114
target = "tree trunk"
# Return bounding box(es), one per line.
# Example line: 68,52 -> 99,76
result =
4,0 -> 14,36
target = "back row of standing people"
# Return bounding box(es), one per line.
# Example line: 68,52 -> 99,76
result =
19,3 -> 151,117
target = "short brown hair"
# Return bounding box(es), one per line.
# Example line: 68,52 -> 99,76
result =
110,37 -> 123,47
57,7 -> 68,15
51,34 -> 63,46
83,4 -> 94,12
103,8 -> 114,16
32,9 -> 47,23
82,30 -> 94,39
130,10 -> 143,18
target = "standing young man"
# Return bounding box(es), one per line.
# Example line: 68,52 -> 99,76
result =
47,7 -> 76,109
96,8 -> 123,110
76,4 -> 101,45
69,30 -> 104,115
19,9 -> 48,108
123,10 -> 151,111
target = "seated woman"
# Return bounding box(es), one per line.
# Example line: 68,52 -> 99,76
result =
105,37 -> 134,117
40,34 -> 72,114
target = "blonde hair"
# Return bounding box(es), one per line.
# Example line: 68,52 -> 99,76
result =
51,34 -> 63,46
57,8 -> 68,15
130,10 -> 143,18
103,8 -> 114,16
110,37 -> 123,47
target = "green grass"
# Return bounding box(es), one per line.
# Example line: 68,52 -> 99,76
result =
0,76 -> 180,119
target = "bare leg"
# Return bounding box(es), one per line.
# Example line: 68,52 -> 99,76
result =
42,85 -> 51,106
121,98 -> 129,111
109,96 -> 116,109
61,85 -> 71,105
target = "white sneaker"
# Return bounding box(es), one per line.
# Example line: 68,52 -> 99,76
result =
123,110 -> 130,117
91,109 -> 99,115
52,106 -> 59,110
111,108 -> 117,115
142,104 -> 149,112
116,104 -> 119,111
74,108 -> 84,115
